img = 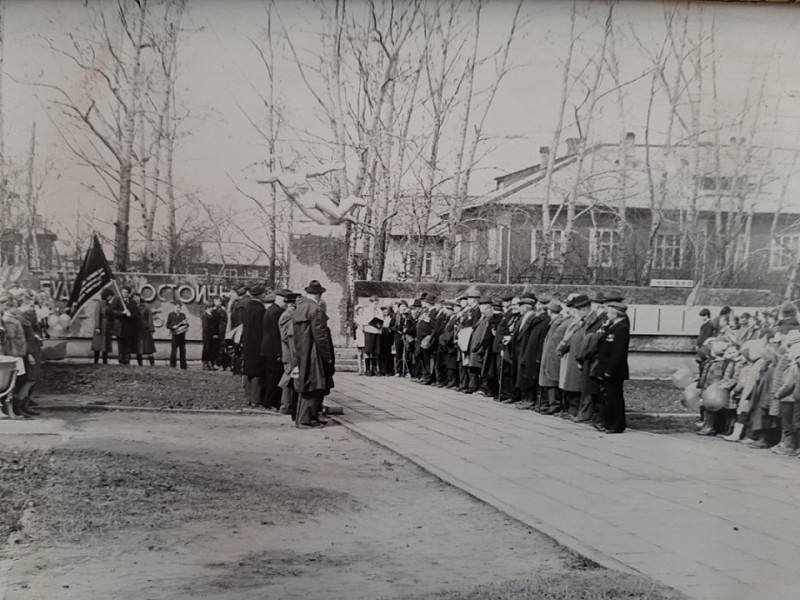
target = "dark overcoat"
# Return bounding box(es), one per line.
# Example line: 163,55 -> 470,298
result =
92,300 -> 115,353
292,297 -> 335,395
135,304 -> 157,355
516,313 -> 550,390
580,310 -> 607,395
260,303 -> 285,360
467,314 -> 492,369
439,314 -> 459,370
241,299 -> 266,377
597,316 -> 630,381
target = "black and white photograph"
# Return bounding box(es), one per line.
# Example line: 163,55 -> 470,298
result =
1,0 -> 799,598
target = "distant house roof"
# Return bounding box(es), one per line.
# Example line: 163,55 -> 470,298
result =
463,136 -> 800,216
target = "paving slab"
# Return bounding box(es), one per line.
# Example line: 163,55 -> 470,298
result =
329,373 -> 800,600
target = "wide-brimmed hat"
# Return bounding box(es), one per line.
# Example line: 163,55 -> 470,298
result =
606,301 -> 628,312
602,288 -> 625,303
501,294 -> 515,302
519,298 -> 536,306
478,296 -> 492,305
521,292 -> 537,302
236,286 -> 247,295
411,299 -> 422,308
442,300 -> 457,309
547,299 -> 562,313
492,299 -> 504,309
571,294 -> 591,309
264,292 -> 276,303
781,301 -> 798,317
276,289 -> 297,299
423,294 -> 436,304
249,284 -> 267,297
305,280 -> 326,295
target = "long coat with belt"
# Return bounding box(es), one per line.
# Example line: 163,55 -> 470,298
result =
557,315 -> 580,389
92,300 -> 115,353
292,296 -> 335,395
539,312 -> 568,387
241,299 -> 266,377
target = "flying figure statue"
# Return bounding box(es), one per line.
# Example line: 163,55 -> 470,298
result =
256,154 -> 367,226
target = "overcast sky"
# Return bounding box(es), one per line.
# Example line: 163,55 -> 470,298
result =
4,0 -> 800,251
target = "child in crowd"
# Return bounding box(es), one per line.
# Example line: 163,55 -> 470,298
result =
697,339 -> 734,436
353,306 -> 366,375
166,300 -> 189,370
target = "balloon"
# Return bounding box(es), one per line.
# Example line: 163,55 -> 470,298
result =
671,367 -> 695,389
47,315 -> 60,328
681,384 -> 702,411
740,340 -> 765,362
58,313 -> 72,326
701,383 -> 729,412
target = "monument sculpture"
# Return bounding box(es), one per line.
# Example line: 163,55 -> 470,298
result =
256,154 -> 366,226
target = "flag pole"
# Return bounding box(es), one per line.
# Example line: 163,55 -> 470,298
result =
111,279 -> 130,316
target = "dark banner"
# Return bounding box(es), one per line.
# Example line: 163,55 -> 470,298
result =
67,235 -> 115,320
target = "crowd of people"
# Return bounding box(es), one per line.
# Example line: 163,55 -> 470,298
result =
691,302 -> 800,455
352,287 -> 631,434
229,280 -> 335,429
0,285 -> 48,418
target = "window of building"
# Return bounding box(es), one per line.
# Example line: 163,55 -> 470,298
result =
402,251 -> 417,276
770,234 -> 800,270
530,229 -> 565,263
588,228 -> 617,268
423,251 -> 434,277
246,268 -> 261,278
224,267 -> 238,277
487,228 -> 499,264
653,233 -> 681,270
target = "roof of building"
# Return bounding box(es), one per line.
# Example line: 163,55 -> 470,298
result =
463,137 -> 800,216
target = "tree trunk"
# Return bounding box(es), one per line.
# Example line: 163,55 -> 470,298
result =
114,0 -> 148,272
24,123 -> 38,271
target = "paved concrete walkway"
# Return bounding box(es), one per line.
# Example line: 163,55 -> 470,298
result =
329,374 -> 800,600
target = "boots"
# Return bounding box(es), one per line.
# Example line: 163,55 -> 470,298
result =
696,413 -> 716,436
722,422 -> 744,442
136,355 -> 144,366
102,352 -> 109,365
149,355 -> 155,366
94,351 -> 100,365
364,358 -> 373,376
771,432 -> 798,456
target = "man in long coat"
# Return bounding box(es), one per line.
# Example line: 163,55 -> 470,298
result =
539,299 -> 567,414
511,297 -> 536,404
597,301 -> 630,433
517,302 -> 551,410
563,295 -> 592,419
293,280 -> 335,428
279,292 -> 299,419
241,285 -> 268,407
574,291 -> 609,422
496,297 -> 520,403
414,296 -> 435,382
436,302 -> 459,388
465,297 -> 494,394
261,290 -> 291,410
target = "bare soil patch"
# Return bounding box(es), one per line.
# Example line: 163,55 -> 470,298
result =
0,411 -> 685,600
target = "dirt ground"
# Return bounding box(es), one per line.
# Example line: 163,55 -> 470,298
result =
0,411 -> 683,600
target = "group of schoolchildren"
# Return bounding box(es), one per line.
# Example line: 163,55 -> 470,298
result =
694,302 -> 800,455
353,286 -> 631,434
0,286 -> 47,418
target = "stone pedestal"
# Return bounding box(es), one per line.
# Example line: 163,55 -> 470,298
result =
288,224 -> 349,345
